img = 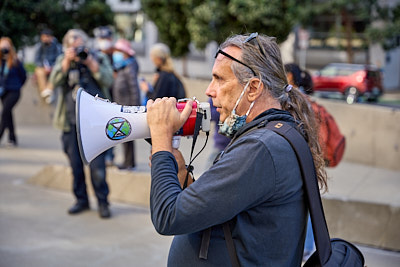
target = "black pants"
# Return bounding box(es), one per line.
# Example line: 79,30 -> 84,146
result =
62,124 -> 109,206
122,140 -> 136,168
0,90 -> 20,144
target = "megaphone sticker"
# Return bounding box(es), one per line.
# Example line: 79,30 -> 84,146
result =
106,117 -> 132,140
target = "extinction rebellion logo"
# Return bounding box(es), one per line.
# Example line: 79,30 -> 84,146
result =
106,117 -> 131,140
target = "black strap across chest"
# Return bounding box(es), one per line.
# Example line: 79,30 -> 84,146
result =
199,120 -> 332,267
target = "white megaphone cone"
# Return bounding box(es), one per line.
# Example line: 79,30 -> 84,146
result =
76,88 -> 211,164
76,88 -> 150,164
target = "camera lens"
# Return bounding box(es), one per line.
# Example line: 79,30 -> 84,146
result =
75,46 -> 88,60
77,50 -> 88,60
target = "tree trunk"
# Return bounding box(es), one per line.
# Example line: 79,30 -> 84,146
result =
182,56 -> 188,77
342,9 -> 354,64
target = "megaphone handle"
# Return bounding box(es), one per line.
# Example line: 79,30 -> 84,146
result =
172,136 -> 181,149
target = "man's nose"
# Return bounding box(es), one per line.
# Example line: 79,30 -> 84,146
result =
205,82 -> 215,98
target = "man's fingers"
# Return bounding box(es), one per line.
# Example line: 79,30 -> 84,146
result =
179,100 -> 193,126
146,99 -> 154,109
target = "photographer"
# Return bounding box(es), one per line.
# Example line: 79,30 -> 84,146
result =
51,29 -> 113,218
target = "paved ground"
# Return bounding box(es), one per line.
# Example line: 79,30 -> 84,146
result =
2,123 -> 400,267
1,75 -> 400,266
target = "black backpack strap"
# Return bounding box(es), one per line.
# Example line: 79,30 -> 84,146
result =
199,227 -> 212,259
265,121 -> 332,265
223,222 -> 240,267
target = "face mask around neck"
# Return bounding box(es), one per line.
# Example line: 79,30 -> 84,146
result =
218,80 -> 256,138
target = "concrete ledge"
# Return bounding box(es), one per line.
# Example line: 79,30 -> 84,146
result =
323,198 -> 400,251
316,99 -> 400,171
28,165 -> 151,207
29,163 -> 400,251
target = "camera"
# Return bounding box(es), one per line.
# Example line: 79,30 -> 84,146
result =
75,46 -> 88,61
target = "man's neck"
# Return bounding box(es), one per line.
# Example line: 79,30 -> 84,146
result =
247,95 -> 281,122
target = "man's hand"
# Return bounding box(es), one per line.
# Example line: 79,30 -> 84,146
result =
172,149 -> 193,188
83,54 -> 99,74
61,47 -> 75,73
146,97 -> 193,154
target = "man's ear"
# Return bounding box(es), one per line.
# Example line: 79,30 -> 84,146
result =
247,78 -> 264,102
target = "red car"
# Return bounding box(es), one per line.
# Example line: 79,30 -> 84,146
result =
312,63 -> 384,103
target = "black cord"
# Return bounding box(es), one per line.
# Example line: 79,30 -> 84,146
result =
183,132 -> 209,189
188,132 -> 209,166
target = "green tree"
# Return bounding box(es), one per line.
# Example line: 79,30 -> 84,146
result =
0,0 -> 114,49
141,0 -> 301,76
142,0 -> 301,54
74,0 -> 115,36
296,0 -> 381,63
366,3 -> 400,50
141,0 -> 193,58
188,0 -> 299,49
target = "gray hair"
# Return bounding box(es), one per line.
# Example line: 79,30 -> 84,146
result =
219,34 -> 288,101
220,33 -> 328,192
62,29 -> 88,49
150,43 -> 174,72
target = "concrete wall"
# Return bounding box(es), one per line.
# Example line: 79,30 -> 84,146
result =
316,99 -> 400,171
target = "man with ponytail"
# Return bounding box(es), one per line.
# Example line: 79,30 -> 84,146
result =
146,33 -> 327,266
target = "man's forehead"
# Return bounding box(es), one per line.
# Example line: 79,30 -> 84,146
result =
213,46 -> 243,75
215,46 -> 242,62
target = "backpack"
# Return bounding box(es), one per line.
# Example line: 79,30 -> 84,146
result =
311,101 -> 346,167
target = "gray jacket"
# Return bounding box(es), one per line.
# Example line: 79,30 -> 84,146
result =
112,58 -> 140,106
51,52 -> 113,131
150,109 -> 307,266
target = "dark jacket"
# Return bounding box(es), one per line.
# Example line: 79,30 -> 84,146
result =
147,70 -> 186,100
209,97 -> 230,151
1,60 -> 26,92
34,39 -> 62,67
112,58 -> 140,106
150,109 -> 307,266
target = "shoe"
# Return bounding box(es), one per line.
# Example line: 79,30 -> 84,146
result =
40,88 -> 52,98
41,88 -> 54,104
105,159 -> 114,167
5,140 -> 17,148
98,203 -> 111,219
68,202 -> 90,214
117,165 -> 137,172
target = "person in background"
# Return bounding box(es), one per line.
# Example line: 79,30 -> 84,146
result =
207,97 -> 230,168
139,43 -> 186,100
93,25 -> 115,167
146,33 -> 327,266
93,26 -> 114,77
0,37 -> 27,147
34,28 -> 62,104
51,29 -> 113,219
112,38 -> 140,171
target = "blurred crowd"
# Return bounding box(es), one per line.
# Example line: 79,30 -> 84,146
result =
0,25 -> 186,219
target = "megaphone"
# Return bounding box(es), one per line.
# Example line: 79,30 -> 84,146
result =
76,88 -> 211,164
